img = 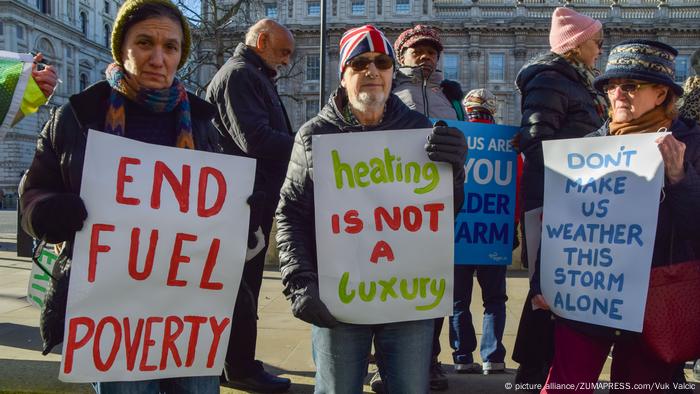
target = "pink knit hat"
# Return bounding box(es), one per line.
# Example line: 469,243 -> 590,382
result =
549,7 -> 602,55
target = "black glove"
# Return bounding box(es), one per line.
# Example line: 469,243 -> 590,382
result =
425,121 -> 468,170
440,79 -> 464,102
290,279 -> 339,328
246,191 -> 266,249
31,193 -> 87,243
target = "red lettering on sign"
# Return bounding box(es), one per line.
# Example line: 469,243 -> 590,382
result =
151,161 -> 191,213
128,228 -> 159,280
159,316 -> 184,369
139,316 -> 164,372
403,205 -> 422,232
183,316 -> 207,367
63,317 -> 95,374
370,240 -> 395,264
93,316 -> 121,371
116,157 -> 141,205
344,210 -> 363,234
331,214 -> 340,234
167,233 -> 198,287
200,238 -> 223,290
197,167 -> 226,218
123,317 -> 145,371
88,224 -> 115,283
423,203 -> 445,232
206,316 -> 230,368
374,207 -> 401,231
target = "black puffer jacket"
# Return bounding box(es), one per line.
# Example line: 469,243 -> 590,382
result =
275,88 -> 465,295
20,80 -> 221,354
206,43 -> 294,208
560,117 -> 700,340
516,52 -> 605,212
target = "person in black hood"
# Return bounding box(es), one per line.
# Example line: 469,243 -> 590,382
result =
513,7 -> 606,388
275,25 -> 467,394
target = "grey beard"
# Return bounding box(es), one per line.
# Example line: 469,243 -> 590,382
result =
349,91 -> 387,112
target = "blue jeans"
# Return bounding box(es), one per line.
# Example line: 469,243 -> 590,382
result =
312,319 -> 433,394
449,265 -> 507,364
93,376 -> 218,394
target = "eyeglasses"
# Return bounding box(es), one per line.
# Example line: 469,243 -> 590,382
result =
594,39 -> 604,49
603,82 -> 654,95
346,54 -> 394,72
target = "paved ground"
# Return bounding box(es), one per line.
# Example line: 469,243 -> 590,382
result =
0,210 -> 697,394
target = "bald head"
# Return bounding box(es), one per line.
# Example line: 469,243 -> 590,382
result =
245,19 -> 295,73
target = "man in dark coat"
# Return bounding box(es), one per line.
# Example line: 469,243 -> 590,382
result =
276,24 -> 468,394
206,18 -> 294,393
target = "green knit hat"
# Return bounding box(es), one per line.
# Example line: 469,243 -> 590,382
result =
111,0 -> 191,69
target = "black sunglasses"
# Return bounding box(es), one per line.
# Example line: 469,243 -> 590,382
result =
346,54 -> 394,72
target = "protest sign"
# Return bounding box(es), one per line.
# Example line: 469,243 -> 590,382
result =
0,51 -> 45,140
60,130 -> 255,382
313,129 -> 454,324
541,134 -> 666,332
26,245 -> 58,309
439,120 -> 518,265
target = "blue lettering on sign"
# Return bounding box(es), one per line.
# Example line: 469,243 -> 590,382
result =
567,146 -> 638,169
436,119 -> 518,266
553,292 -> 624,320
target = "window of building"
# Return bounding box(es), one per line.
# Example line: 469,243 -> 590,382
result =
443,54 -> 459,80
265,3 -> 278,18
104,0 -> 110,14
676,55 -> 689,83
80,73 -> 88,91
395,0 -> 410,13
16,25 -> 24,40
80,11 -> 88,35
306,55 -> 320,81
307,1 -> 320,16
37,0 -> 51,14
488,53 -> 505,82
104,24 -> 110,47
351,0 -> 365,15
306,99 -> 319,121
66,45 -> 73,58
0,21 -> 4,36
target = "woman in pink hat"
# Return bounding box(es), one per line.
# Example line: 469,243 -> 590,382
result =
512,7 -> 606,389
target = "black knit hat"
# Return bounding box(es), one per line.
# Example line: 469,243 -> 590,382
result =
593,39 -> 684,96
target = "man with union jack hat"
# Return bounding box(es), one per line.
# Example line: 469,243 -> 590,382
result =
275,25 -> 468,393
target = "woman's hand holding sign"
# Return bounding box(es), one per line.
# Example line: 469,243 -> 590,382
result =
656,134 -> 686,185
290,278 -> 339,328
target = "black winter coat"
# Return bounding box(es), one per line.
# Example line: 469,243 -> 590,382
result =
206,43 -> 294,209
20,80 -> 221,354
275,88 -> 465,296
516,52 -> 605,212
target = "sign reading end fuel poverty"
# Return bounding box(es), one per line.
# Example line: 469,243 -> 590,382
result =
541,133 -> 666,332
60,131 -> 255,382
313,129 -> 454,324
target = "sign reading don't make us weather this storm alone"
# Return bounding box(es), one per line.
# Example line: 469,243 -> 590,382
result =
541,133 -> 666,332
61,131 -> 255,382
314,129 -> 454,324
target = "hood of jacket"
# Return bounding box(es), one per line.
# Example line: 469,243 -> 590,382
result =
516,52 -> 580,94
317,86 -> 428,132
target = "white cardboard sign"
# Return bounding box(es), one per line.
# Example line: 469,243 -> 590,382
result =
541,133 -> 666,332
313,129 -> 454,324
60,130 -> 255,382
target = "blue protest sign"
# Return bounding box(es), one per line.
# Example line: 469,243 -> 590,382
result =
437,120 -> 518,265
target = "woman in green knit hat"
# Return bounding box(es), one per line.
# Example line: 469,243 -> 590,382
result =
20,0 -> 221,392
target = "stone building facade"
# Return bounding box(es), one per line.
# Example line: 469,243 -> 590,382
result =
0,0 -> 120,206
195,0 -> 700,131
